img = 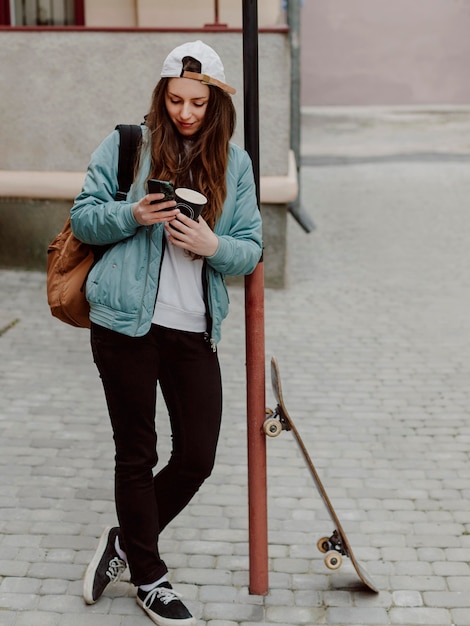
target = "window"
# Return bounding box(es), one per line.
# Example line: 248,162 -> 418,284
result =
2,0 -> 84,25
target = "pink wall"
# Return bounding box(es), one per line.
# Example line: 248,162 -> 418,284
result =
301,0 -> 470,105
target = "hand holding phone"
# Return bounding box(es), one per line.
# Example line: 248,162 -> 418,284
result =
147,179 -> 175,205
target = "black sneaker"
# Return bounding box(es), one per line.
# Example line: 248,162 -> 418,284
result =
136,581 -> 196,625
83,526 -> 127,604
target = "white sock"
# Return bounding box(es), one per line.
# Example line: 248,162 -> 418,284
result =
139,574 -> 169,592
114,536 -> 128,563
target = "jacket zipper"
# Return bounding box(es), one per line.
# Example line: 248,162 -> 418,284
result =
202,260 -> 216,352
154,230 -> 166,312
136,225 -> 157,331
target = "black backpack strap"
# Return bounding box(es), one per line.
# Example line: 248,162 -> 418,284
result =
114,124 -> 142,200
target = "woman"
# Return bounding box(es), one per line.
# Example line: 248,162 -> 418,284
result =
71,40 -> 262,626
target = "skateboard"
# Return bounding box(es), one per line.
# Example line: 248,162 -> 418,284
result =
264,356 -> 379,593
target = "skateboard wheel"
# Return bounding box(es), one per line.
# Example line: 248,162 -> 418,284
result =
263,417 -> 282,437
325,552 -> 342,570
317,537 -> 330,554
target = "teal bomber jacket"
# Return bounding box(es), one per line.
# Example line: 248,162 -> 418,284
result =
70,127 -> 263,344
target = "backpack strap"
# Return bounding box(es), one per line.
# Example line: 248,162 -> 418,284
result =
114,124 -> 142,200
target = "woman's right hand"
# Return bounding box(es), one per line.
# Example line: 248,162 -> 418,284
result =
132,193 -> 178,226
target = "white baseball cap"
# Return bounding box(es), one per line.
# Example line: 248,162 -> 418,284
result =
160,40 -> 236,95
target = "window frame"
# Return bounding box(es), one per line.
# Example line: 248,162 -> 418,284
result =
0,0 -> 84,26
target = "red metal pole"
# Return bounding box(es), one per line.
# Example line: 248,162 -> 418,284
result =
242,0 -> 268,596
245,262 -> 268,595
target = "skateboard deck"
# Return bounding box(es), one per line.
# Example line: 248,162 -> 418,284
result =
264,356 -> 379,593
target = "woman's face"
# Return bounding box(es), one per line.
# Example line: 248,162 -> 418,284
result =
165,78 -> 210,137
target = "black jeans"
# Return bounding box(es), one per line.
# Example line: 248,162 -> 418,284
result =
90,323 -> 222,586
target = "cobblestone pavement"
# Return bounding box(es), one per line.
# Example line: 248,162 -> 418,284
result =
1,108 -> 470,625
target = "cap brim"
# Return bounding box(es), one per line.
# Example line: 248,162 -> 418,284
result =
182,70 -> 236,95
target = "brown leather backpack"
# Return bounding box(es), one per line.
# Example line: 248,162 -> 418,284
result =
46,124 -> 142,328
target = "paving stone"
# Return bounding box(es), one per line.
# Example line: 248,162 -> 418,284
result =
423,591 -> 470,607
265,606 -> 325,624
0,592 -> 39,610
393,561 -> 432,575
326,607 -> 389,624
203,601 -> 264,622
451,609 -> 470,626
14,612 -> 61,626
0,611 -> 19,626
388,607 -> 452,624
199,585 -> 239,603
57,615 -> 125,626
0,576 -> 41,594
392,590 -> 423,607
447,576 -> 470,592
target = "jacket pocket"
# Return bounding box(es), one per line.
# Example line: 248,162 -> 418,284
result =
86,237 -> 146,314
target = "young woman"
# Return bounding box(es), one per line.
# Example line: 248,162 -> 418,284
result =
71,41 -> 262,626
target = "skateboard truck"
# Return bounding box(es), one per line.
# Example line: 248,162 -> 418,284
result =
264,406 -> 290,437
316,529 -> 351,570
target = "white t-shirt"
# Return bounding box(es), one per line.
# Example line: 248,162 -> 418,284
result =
152,229 -> 207,332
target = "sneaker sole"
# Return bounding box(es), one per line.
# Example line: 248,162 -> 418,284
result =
83,526 -> 114,605
136,594 -> 196,626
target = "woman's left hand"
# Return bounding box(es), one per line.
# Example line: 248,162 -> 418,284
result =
164,213 -> 219,257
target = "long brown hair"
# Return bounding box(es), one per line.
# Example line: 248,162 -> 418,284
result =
144,77 -> 236,229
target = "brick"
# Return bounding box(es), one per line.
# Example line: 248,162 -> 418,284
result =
326,607 -> 388,624
423,590 -> 470,607
389,607 -> 452,624
392,590 -> 423,607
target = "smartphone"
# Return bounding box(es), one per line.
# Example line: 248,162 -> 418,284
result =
147,179 -> 175,205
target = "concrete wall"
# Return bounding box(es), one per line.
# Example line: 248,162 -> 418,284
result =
0,30 -> 290,176
300,0 -> 470,105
